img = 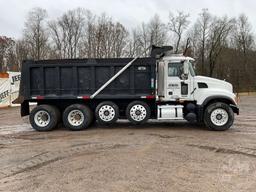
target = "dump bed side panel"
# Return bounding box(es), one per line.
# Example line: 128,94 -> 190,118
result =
21,58 -> 156,100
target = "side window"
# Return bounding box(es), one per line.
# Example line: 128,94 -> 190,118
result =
168,63 -> 183,77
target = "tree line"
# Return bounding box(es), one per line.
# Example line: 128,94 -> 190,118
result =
0,7 -> 255,92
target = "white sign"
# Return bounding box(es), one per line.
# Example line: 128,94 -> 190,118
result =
0,71 -> 21,108
9,72 -> 21,107
0,78 -> 10,108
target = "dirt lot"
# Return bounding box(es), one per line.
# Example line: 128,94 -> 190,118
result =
0,96 -> 256,192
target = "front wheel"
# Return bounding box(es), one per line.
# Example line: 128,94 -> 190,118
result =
204,102 -> 234,131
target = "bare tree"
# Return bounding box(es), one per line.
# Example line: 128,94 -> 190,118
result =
207,16 -> 234,77
126,29 -> 143,57
111,22 -> 129,57
231,14 -> 254,91
80,13 -> 128,58
15,39 -> 30,70
188,12 -> 255,91
233,14 -> 254,54
139,22 -> 150,56
148,15 -> 167,47
48,20 -> 63,58
95,14 -> 127,58
192,9 -> 211,74
23,7 -> 48,60
168,11 -> 190,53
127,15 -> 166,57
0,36 -> 16,72
48,8 -> 85,59
81,10 -> 97,58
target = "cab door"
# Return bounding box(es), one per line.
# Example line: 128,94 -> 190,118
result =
165,61 -> 193,101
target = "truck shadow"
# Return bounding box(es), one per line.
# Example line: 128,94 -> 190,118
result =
71,120 -> 209,131
100,122 -> 207,131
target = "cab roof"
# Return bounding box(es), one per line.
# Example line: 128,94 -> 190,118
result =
162,54 -> 195,62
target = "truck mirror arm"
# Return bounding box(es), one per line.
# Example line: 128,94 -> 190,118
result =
180,73 -> 188,80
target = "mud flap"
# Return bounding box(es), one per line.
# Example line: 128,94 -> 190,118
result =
21,101 -> 29,117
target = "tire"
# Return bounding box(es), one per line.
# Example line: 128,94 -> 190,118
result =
30,105 -> 59,132
63,104 -> 93,131
52,106 -> 61,123
90,114 -> 97,126
95,101 -> 119,125
204,102 -> 234,131
126,101 -> 151,124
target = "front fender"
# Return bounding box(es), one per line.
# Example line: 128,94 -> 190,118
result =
196,92 -> 239,123
195,89 -> 237,106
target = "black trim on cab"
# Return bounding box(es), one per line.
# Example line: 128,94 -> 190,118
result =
198,82 -> 208,88
201,95 -> 236,106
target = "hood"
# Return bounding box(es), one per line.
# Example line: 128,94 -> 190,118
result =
195,76 -> 233,93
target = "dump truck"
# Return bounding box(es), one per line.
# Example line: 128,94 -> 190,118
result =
15,46 -> 239,131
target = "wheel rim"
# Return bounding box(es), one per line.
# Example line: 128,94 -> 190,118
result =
99,105 -> 115,122
130,104 -> 147,122
210,108 -> 229,126
34,110 -> 51,127
68,110 -> 85,126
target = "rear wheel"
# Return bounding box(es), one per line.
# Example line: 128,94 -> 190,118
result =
204,102 -> 234,131
95,101 -> 119,125
63,104 -> 93,131
52,106 -> 61,124
126,101 -> 150,124
30,105 -> 59,132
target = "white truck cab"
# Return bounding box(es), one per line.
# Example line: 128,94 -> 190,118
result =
156,54 -> 239,131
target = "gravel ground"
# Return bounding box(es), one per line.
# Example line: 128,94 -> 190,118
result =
0,96 -> 256,192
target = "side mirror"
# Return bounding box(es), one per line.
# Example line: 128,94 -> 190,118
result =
180,61 -> 189,80
183,61 -> 189,75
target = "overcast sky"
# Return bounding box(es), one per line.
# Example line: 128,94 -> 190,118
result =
0,0 -> 255,39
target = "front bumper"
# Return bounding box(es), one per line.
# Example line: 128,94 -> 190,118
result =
230,104 -> 239,115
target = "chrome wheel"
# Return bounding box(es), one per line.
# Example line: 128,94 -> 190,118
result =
68,110 -> 84,126
34,110 -> 51,127
210,108 -> 229,126
98,105 -> 115,122
130,104 -> 147,122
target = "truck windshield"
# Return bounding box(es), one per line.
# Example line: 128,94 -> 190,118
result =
188,61 -> 196,77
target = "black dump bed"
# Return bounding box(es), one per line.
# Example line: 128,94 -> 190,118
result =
17,57 -> 156,102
